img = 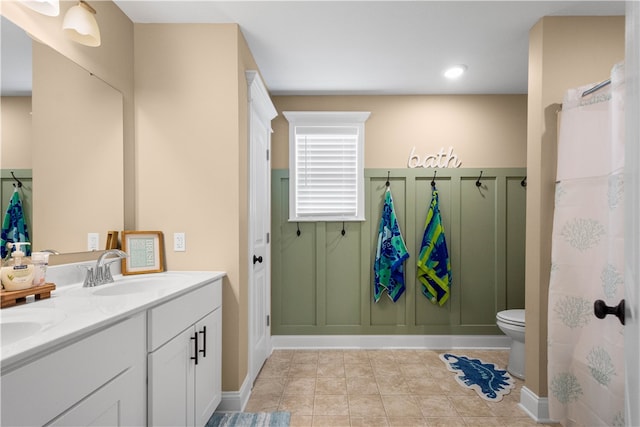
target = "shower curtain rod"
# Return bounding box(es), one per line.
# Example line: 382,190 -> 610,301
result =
582,78 -> 611,97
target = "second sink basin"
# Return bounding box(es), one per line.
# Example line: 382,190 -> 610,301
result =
91,273 -> 191,296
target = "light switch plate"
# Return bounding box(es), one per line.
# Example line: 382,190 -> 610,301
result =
174,232 -> 186,251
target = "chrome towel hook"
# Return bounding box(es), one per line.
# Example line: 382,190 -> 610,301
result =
475,171 -> 483,187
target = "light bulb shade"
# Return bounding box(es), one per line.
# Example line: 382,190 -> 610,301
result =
62,2 -> 101,47
20,0 -> 60,17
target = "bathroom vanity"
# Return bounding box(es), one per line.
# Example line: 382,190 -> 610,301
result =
0,269 -> 225,427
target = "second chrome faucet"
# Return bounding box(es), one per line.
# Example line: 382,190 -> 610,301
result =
83,249 -> 128,288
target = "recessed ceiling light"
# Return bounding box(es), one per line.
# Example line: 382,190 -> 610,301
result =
444,65 -> 467,79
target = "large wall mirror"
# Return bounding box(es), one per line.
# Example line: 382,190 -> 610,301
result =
1,16 -> 124,254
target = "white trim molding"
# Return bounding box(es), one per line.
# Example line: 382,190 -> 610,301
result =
519,386 -> 556,424
271,334 -> 510,350
217,374 -> 252,412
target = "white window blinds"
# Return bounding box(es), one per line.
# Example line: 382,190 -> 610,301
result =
285,112 -> 370,222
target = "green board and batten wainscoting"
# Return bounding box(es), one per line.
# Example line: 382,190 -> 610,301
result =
271,168 -> 526,336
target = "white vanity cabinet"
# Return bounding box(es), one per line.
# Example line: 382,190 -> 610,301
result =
1,314 -> 146,427
147,278 -> 222,427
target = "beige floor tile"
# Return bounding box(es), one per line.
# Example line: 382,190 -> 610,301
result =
463,416 -> 504,426
251,376 -> 287,396
346,376 -> 379,395
372,362 -> 403,377
382,395 -> 423,418
259,359 -> 291,378
405,375 -> 445,395
270,349 -> 295,361
289,363 -> 318,377
284,377 -> 316,395
343,350 -> 371,364
376,375 -> 411,395
317,350 -> 345,364
317,362 -> 345,377
293,350 -> 320,364
279,394 -> 315,415
313,395 -> 350,416
416,395 -> 457,418
312,415 -> 351,426
399,363 -> 433,378
388,416 -> 427,426
424,417 -> 467,427
244,394 -> 281,412
368,350 -> 397,363
289,414 -> 313,427
448,395 -> 495,417
315,377 -> 347,395
350,416 -> 390,426
348,394 -> 387,417
345,363 -> 375,378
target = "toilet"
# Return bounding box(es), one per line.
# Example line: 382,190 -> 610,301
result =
496,309 -> 525,379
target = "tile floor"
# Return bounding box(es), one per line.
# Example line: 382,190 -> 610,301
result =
245,349 -> 559,427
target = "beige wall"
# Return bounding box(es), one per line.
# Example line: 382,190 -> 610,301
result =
134,23 -> 257,392
525,16 -> 624,398
271,95 -> 527,169
1,0 -> 135,233
1,96 -> 32,168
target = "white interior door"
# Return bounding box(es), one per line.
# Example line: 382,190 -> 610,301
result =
247,71 -> 277,386
625,3 -> 640,426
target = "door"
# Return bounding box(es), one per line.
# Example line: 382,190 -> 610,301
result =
247,71 -> 277,385
194,308 -> 222,427
148,327 -> 195,427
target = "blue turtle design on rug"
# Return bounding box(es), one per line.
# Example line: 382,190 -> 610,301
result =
439,353 -> 515,401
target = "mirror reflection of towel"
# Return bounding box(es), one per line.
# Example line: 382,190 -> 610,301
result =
417,188 -> 451,306
374,188 -> 409,302
1,188 -> 31,259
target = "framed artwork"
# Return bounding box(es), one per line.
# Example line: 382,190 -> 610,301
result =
121,231 -> 165,275
105,231 -> 119,250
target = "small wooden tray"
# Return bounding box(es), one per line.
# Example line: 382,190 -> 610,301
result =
0,283 -> 56,308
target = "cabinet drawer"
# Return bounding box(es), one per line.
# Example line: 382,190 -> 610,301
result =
148,279 -> 222,352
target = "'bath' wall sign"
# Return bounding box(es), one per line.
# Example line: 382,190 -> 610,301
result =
407,146 -> 462,168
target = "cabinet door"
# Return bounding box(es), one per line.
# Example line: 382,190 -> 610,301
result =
148,327 -> 196,427
194,308 -> 222,427
49,367 -> 144,427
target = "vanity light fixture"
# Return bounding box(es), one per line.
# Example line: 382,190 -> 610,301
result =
444,64 -> 467,80
19,0 -> 60,17
62,0 -> 101,47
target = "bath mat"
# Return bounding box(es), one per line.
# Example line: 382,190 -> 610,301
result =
439,353 -> 515,402
206,411 -> 290,427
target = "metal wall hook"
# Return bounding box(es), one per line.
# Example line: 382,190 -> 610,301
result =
341,222 -> 346,236
431,170 -> 437,188
521,176 -> 527,187
475,171 -> 483,187
11,171 -> 23,188
385,171 -> 390,188
296,222 -> 301,237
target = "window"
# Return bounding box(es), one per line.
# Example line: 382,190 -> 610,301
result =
284,111 -> 370,222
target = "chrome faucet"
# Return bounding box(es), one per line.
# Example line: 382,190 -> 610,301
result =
83,249 -> 128,287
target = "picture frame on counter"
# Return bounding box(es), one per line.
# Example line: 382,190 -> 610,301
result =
121,231 -> 165,275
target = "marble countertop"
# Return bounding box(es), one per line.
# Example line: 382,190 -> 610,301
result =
1,270 -> 225,369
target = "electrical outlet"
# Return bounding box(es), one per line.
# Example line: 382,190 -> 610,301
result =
174,232 -> 186,252
88,232 -> 100,251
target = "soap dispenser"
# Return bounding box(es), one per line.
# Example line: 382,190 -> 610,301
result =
1,242 -> 35,291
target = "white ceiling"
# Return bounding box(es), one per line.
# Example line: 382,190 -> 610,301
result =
2,1 -> 626,96
114,1 -> 625,95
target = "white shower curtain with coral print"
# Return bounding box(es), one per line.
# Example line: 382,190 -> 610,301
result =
548,63 -> 626,427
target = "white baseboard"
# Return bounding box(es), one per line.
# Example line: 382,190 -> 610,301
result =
271,334 -> 510,349
217,374 -> 252,412
519,386 -> 556,424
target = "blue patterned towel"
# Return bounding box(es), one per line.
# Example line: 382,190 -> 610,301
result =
1,188 -> 31,259
417,188 -> 451,305
374,188 -> 409,302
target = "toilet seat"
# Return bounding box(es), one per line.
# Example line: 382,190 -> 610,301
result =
496,309 -> 525,327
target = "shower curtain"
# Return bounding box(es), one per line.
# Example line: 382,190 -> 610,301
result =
548,63 -> 625,426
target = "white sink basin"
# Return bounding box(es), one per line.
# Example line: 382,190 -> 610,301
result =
0,309 -> 67,346
91,273 -> 190,296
